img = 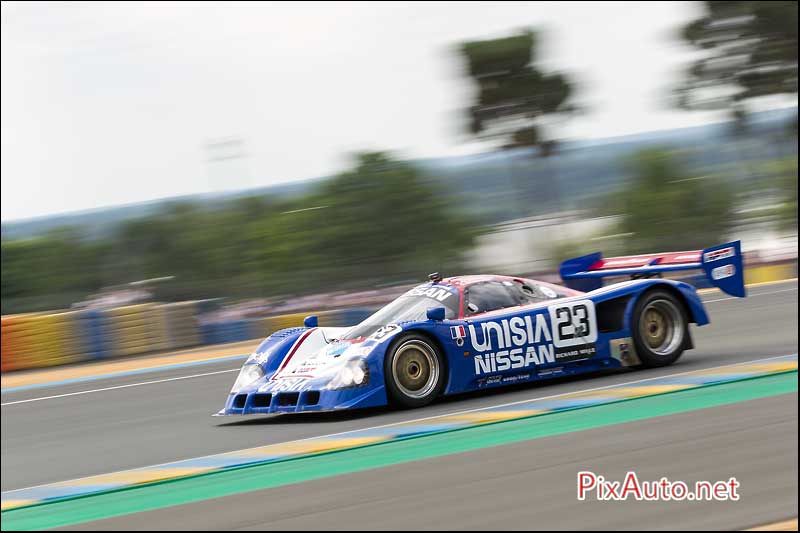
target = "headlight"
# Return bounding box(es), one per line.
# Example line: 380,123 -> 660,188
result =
325,358 -> 369,390
232,364 -> 265,392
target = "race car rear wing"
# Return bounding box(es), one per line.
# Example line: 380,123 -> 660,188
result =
559,240 -> 745,297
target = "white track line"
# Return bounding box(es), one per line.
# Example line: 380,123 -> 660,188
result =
0,368 -> 239,407
3,353 -> 795,496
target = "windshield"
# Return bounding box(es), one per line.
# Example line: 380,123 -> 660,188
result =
341,285 -> 459,339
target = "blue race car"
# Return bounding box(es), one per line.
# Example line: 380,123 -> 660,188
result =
217,241 -> 745,415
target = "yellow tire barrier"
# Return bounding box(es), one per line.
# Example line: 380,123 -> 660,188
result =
744,263 -> 796,285
105,303 -> 167,358
254,313 -> 308,339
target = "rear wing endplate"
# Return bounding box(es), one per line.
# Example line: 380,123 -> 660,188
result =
559,241 -> 745,297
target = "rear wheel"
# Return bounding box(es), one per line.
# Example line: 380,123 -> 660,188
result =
632,290 -> 689,367
384,334 -> 446,408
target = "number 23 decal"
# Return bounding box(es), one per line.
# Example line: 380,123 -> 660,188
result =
548,300 -> 598,348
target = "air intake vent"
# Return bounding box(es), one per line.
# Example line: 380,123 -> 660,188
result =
304,391 -> 320,405
278,392 -> 299,406
233,394 -> 247,409
252,394 -> 272,408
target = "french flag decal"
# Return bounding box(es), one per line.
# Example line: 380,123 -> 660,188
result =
450,325 -> 466,340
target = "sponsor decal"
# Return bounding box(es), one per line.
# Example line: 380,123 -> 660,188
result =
603,257 -> 651,268
477,375 -> 502,388
370,324 -> 401,341
537,366 -> 564,376
703,247 -> 734,263
251,350 -> 272,365
406,284 -> 456,302
325,343 -> 349,357
477,373 -> 532,387
261,378 -> 308,392
711,264 -> 735,280
502,373 -> 531,384
450,325 -> 467,346
554,345 -> 597,362
289,366 -> 317,375
283,355 -> 330,376
669,253 -> 700,262
470,301 -> 598,376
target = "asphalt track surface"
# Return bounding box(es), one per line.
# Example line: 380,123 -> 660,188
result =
1,283 -> 797,507
61,393 -> 799,531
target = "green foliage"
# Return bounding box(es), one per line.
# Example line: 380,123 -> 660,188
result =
1,153 -> 476,314
615,149 -> 735,253
457,29 -> 575,151
736,157 -> 798,231
774,157 -> 798,231
676,1 -> 798,114
313,153 -> 476,286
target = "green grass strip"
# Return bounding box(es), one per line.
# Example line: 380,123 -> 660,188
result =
3,371 -> 797,531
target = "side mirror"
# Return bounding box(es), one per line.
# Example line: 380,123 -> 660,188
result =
426,307 -> 446,321
303,315 -> 319,328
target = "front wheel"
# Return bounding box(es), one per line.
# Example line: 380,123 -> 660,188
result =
384,334 -> 446,408
631,290 -> 689,368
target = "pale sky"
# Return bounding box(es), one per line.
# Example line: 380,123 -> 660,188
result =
0,1 -> 763,221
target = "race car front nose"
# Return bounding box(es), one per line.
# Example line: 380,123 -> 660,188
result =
223,389 -> 323,414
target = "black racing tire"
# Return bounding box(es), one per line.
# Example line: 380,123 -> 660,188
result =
384,333 -> 446,408
631,290 -> 689,368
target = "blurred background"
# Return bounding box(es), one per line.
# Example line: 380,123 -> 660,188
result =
1,1 -> 797,367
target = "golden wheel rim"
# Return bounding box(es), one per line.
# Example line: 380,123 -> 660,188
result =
392,340 -> 439,399
639,300 -> 684,355
644,308 -> 668,348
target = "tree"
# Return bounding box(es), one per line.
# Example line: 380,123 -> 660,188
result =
674,1 -> 797,230
675,1 -> 798,117
456,30 -> 576,215
773,157 -> 798,232
311,152 -> 475,286
1,228 -> 105,313
615,149 -> 735,253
